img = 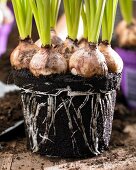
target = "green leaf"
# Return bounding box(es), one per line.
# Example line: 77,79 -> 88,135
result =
81,4 -> 88,38
119,0 -> 133,24
63,0 -> 82,40
29,0 -> 51,46
12,0 -> 32,40
89,0 -> 107,43
102,0 -> 118,43
50,0 -> 61,28
63,0 -> 72,38
102,4 -> 108,41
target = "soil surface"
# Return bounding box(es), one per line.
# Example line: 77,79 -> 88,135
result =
0,91 -> 23,135
0,55 -> 13,84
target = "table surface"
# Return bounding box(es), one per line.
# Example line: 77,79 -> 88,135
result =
0,122 -> 136,170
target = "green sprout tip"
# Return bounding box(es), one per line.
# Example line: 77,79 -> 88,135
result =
29,0 -> 51,47
119,0 -> 133,25
102,0 -> 118,43
12,0 -> 32,40
63,0 -> 82,41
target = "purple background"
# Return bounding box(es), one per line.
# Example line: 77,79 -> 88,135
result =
115,47 -> 136,108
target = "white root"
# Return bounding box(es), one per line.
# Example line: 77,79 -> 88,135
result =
21,86 -> 116,155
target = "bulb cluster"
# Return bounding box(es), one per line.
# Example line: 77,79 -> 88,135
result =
11,0 -> 123,79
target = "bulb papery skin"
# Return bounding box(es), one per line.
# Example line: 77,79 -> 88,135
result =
69,44 -> 108,78
35,29 -> 63,48
29,47 -> 68,77
116,20 -> 136,47
10,40 -> 38,70
59,38 -> 78,63
99,42 -> 123,73
78,38 -> 88,48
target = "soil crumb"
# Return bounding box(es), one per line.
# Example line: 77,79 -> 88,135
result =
0,90 -> 23,134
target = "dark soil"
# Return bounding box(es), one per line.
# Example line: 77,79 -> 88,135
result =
0,55 -> 13,84
0,91 -> 23,134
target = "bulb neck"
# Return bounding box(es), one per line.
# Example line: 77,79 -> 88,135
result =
19,36 -> 33,44
89,42 -> 97,50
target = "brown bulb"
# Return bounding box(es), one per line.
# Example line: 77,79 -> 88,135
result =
29,46 -> 68,77
116,19 -> 136,47
69,43 -> 108,78
99,42 -> 123,73
78,38 -> 88,48
10,39 -> 38,70
58,38 -> 78,65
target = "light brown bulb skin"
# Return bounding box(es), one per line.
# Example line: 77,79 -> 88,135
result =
99,42 -> 123,73
69,44 -> 108,78
29,47 -> 67,77
10,40 -> 38,70
35,29 -> 63,48
78,38 -> 88,48
58,38 -> 78,64
116,19 -> 136,47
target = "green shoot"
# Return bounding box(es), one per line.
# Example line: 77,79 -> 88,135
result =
63,0 -> 72,38
102,0 -> 118,43
84,0 -> 90,36
89,0 -> 107,43
119,0 -> 133,25
50,0 -> 61,29
81,4 -> 88,39
12,0 -> 32,40
29,0 -> 51,47
63,0 -> 82,41
84,0 -> 96,40
89,0 -> 96,33
102,6 -> 108,41
84,0 -> 107,43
